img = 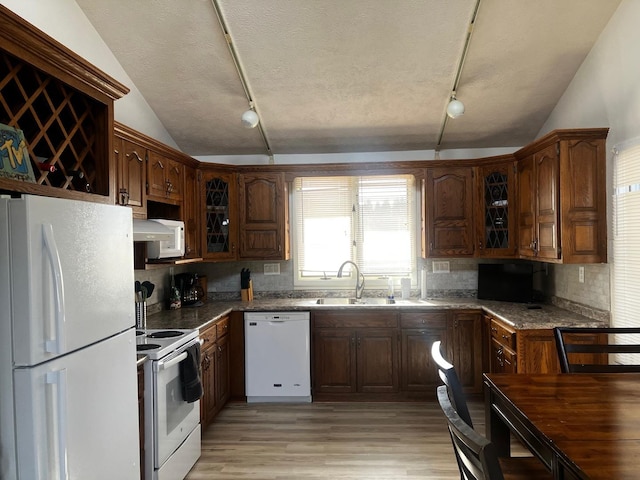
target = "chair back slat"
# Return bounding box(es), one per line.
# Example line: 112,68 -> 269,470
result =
554,327 -> 640,373
437,385 -> 505,480
431,340 -> 473,427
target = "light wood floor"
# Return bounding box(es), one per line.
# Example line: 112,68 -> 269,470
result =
186,400 -> 489,480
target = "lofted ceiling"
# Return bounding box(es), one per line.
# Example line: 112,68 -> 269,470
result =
76,0 -> 621,158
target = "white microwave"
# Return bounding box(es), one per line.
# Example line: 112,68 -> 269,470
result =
146,219 -> 185,259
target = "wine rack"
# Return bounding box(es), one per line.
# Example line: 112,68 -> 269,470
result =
0,6 -> 129,200
0,50 -> 102,192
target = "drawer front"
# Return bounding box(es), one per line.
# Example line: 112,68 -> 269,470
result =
313,311 -> 398,328
490,319 -> 516,349
216,315 -> 230,338
199,322 -> 217,348
400,311 -> 448,329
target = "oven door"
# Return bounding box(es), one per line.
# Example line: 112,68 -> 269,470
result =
152,338 -> 201,467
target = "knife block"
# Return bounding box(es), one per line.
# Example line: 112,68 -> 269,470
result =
241,280 -> 254,302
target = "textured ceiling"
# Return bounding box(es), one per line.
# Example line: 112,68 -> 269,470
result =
76,0 -> 621,157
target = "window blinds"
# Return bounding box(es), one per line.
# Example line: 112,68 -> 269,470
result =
612,140 -> 640,363
293,175 -> 415,279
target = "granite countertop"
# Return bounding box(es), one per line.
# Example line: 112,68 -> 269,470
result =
146,297 -> 608,332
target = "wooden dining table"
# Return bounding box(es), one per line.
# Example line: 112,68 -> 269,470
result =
484,372 -> 640,480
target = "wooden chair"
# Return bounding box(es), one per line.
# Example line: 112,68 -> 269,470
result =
431,340 -> 473,426
436,385 -> 552,480
554,326 -> 640,373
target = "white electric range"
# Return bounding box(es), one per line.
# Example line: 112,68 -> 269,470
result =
136,328 -> 199,360
136,328 -> 201,480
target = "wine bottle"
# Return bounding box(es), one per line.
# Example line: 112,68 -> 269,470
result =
37,162 -> 56,173
68,169 -> 91,192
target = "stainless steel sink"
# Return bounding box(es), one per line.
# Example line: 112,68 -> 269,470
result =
315,297 -> 396,305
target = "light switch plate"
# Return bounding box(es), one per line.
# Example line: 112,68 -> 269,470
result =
578,266 -> 585,283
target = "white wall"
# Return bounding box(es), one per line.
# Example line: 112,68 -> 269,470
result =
0,0 -> 179,149
537,0 -> 639,313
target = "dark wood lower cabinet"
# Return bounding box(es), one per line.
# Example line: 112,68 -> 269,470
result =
200,339 -> 218,427
312,311 -> 400,398
199,315 -> 231,430
400,312 -> 449,393
313,309 -> 483,400
215,333 -> 230,407
450,311 -> 483,394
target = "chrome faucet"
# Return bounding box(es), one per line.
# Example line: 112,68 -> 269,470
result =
337,260 -> 365,300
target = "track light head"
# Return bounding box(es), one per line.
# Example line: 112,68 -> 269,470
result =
241,109 -> 259,128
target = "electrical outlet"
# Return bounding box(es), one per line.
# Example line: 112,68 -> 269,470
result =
264,263 -> 280,275
432,261 -> 450,273
578,266 -> 585,283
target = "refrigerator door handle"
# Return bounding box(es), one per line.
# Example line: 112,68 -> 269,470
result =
46,369 -> 69,480
43,223 -> 67,354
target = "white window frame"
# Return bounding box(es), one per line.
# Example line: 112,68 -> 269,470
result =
612,137 -> 640,364
291,174 -> 419,290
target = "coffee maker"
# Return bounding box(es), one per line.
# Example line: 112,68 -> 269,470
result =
174,273 -> 205,306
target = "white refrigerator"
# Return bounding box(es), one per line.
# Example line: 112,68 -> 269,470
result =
0,195 -> 140,479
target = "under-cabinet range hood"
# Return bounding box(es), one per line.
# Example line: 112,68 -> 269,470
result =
132,219 -> 174,241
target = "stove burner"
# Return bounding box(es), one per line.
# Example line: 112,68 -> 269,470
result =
146,330 -> 185,339
137,344 -> 161,351
136,330 -> 145,336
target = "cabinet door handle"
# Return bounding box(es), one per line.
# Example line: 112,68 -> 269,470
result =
132,151 -> 143,163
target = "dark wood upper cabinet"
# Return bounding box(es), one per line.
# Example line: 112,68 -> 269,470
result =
147,151 -> 183,204
515,128 -> 607,263
182,165 -> 200,258
425,166 -> 475,257
0,6 -> 129,201
238,172 -> 290,260
201,171 -> 238,261
114,124 -> 147,218
475,161 -> 517,257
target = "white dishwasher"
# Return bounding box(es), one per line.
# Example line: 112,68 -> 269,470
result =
244,311 -> 311,403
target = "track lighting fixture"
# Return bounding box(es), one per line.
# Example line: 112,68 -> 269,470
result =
241,108 -> 259,128
446,95 -> 465,119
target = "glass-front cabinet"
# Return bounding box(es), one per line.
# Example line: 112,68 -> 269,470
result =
475,161 -> 517,257
201,172 -> 237,260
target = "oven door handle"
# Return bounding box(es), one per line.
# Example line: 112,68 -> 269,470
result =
159,351 -> 188,370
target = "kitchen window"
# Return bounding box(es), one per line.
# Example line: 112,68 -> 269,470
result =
292,174 -> 417,289
612,138 -> 640,363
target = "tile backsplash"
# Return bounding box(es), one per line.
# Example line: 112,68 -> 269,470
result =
135,258 -> 611,317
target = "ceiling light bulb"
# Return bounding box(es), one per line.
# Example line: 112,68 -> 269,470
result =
446,98 -> 465,119
241,109 -> 259,128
